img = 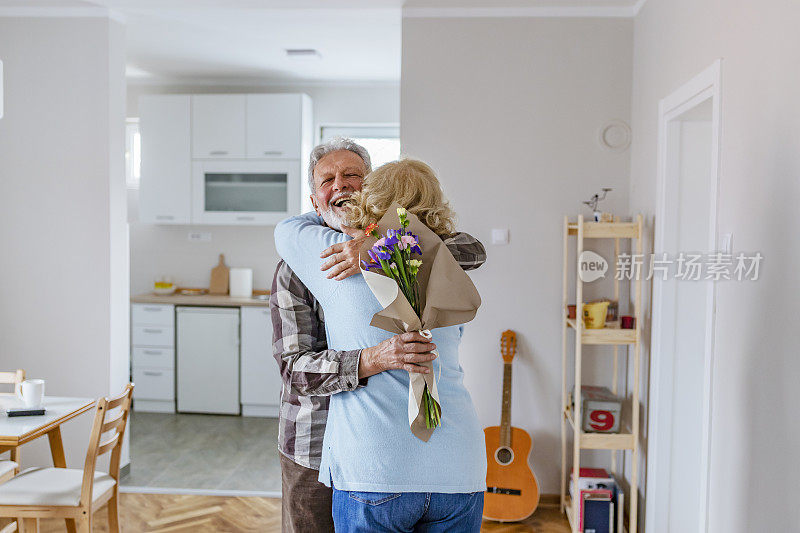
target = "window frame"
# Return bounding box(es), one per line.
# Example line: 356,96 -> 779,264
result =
125,117 -> 141,189
318,123 -> 400,145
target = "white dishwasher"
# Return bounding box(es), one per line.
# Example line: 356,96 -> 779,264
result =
176,306 -> 240,415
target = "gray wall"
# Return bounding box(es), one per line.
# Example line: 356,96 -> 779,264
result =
630,0 -> 800,530
126,83 -> 399,296
401,16 -> 633,494
0,16 -> 129,469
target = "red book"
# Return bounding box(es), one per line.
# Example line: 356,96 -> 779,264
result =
579,468 -> 609,479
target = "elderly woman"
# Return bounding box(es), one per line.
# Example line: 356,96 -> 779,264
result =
274,159 -> 486,533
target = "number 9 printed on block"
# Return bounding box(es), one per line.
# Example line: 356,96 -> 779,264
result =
575,385 -> 622,433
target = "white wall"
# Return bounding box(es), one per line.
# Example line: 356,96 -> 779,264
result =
401,16 -> 633,494
0,16 -> 129,469
630,0 -> 800,530
126,82 -> 399,295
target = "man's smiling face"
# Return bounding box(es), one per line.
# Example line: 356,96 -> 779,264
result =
310,149 -> 367,230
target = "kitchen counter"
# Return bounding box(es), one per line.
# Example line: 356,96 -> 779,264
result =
132,292 -> 269,307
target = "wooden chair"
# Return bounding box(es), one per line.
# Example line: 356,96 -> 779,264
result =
0,384 -> 134,533
0,370 -> 24,398
0,370 -> 25,482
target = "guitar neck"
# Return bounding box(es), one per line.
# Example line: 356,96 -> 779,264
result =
500,362 -> 512,447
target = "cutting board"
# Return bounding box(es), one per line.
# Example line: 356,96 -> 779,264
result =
209,254 -> 229,295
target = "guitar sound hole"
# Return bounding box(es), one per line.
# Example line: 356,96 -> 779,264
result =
495,447 -> 513,465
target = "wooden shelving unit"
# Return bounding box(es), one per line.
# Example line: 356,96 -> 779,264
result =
560,214 -> 643,533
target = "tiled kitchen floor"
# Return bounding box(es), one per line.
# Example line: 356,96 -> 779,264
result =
120,411 -> 281,493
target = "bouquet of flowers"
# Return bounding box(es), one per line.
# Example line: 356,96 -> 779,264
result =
361,208 -> 440,429
359,203 -> 481,441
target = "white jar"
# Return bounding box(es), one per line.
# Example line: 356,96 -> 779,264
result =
229,268 -> 253,297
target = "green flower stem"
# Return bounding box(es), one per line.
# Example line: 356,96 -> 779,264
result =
422,385 -> 440,429
378,258 -> 397,283
391,247 -> 413,297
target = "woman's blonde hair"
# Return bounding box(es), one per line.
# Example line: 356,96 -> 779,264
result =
347,159 -> 456,236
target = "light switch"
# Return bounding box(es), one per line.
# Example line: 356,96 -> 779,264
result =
491,228 -> 510,245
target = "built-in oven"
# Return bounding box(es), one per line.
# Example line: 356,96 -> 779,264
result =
192,160 -> 300,225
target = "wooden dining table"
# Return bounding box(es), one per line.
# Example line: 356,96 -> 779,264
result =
0,396 -> 95,533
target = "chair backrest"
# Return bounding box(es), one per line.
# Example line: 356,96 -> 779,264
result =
79,383 -> 134,507
0,369 -> 25,396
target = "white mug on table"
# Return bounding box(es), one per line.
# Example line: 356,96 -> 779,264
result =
19,379 -> 45,408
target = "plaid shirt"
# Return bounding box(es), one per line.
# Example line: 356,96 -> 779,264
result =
271,232 -> 487,469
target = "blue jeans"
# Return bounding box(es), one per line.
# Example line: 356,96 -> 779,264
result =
331,487 -> 484,532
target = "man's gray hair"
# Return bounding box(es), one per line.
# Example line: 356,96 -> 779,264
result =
307,137 -> 372,192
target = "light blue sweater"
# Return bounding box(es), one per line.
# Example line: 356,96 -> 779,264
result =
274,213 -> 486,493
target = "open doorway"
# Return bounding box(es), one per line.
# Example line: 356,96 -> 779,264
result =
646,60 -> 722,533
121,3 -> 401,498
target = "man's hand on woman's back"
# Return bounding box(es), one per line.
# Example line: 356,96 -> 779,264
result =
319,231 -> 368,280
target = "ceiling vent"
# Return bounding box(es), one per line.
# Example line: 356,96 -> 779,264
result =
285,49 -> 321,60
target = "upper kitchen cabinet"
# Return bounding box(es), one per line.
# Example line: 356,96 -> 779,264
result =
138,95 -> 192,224
246,94 -> 310,159
192,94 -> 247,159
138,92 -> 311,225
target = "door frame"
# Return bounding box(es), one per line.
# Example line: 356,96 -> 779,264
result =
645,58 -> 722,533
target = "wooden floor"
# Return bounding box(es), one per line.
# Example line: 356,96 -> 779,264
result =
5,493 -> 569,532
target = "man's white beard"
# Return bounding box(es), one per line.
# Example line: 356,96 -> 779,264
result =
320,206 -> 347,231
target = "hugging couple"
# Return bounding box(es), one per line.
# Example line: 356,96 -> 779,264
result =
271,138 -> 488,532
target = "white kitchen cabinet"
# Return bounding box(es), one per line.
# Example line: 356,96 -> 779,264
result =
131,304 -> 175,413
176,307 -> 240,415
132,325 -> 175,347
138,95 -> 192,224
138,92 -> 311,226
240,307 -> 282,417
132,304 -> 175,327
132,347 -> 175,368
246,94 -> 304,159
191,94 -> 247,159
132,367 -> 175,401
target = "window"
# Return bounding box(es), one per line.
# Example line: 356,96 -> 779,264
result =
125,118 -> 141,188
319,125 -> 400,169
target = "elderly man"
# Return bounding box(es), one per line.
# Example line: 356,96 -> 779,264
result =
270,138 -> 486,532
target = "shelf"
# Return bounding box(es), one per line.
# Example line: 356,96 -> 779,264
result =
563,404 -> 635,450
564,495 -> 577,530
562,214 -> 642,533
566,318 -> 637,345
567,221 -> 639,239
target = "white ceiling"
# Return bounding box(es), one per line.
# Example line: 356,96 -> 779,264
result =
0,0 -> 641,83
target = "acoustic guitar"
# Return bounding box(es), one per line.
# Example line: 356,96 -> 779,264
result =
483,330 -> 540,522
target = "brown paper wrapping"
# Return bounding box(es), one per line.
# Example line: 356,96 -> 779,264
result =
359,203 -> 482,441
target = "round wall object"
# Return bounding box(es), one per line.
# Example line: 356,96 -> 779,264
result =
599,120 -> 631,151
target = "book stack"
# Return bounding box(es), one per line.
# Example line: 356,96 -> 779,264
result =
569,468 -> 624,533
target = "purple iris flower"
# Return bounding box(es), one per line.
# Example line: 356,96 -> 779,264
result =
361,260 -> 377,271
384,234 -> 399,248
373,247 -> 392,261
387,229 -> 400,238
410,244 -> 422,255
367,249 -> 379,263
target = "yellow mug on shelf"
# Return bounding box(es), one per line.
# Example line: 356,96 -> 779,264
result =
583,301 -> 610,329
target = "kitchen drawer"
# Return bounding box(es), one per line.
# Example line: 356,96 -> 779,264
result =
132,347 -> 174,369
132,325 -> 174,347
132,367 -> 174,400
132,304 -> 175,327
